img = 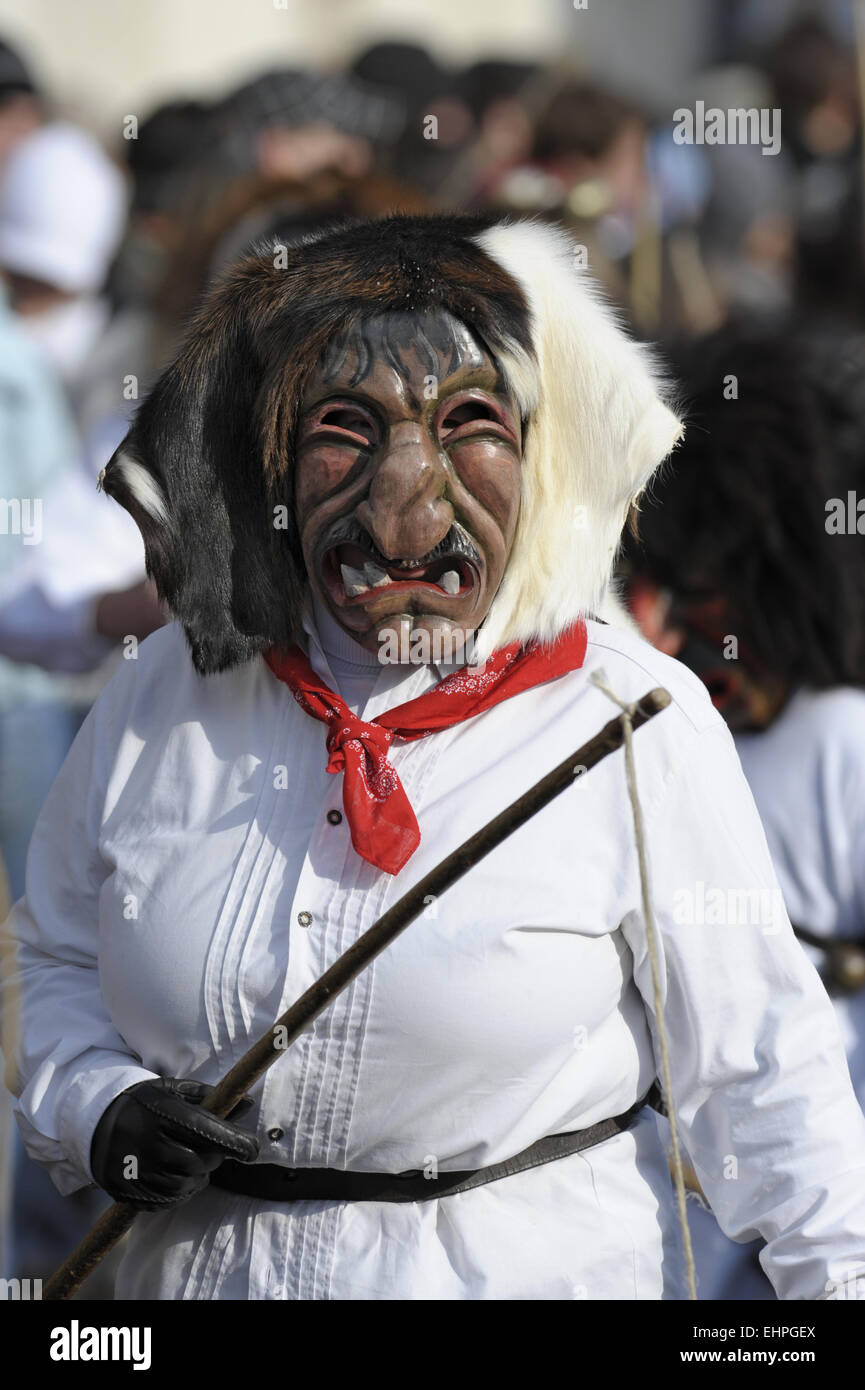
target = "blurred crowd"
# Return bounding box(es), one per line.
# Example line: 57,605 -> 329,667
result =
2,3 -> 865,1299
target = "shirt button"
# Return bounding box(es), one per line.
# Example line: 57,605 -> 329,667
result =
326,809 -> 343,825
267,1126 -> 284,1143
297,910 -> 313,928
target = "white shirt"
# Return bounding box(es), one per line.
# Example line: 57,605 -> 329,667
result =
308,594 -> 429,713
4,615 -> 865,1301
735,688 -> 865,1104
689,688 -> 865,1301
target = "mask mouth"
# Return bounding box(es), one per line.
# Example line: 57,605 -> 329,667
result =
320,519 -> 482,605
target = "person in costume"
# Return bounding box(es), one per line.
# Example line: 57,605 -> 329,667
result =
626,324 -> 865,1300
2,217 -> 865,1301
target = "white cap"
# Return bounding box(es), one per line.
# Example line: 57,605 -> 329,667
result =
0,122 -> 126,294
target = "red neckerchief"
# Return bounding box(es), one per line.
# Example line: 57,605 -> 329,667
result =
265,621 -> 588,875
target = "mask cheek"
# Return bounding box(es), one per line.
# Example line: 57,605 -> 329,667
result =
294,447 -> 362,517
447,440 -> 522,536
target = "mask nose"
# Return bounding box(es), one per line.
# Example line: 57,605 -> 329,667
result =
355,422 -> 452,560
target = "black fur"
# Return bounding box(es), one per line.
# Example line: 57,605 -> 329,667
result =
627,323 -> 865,689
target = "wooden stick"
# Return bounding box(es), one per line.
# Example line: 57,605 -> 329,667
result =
43,686 -> 671,1300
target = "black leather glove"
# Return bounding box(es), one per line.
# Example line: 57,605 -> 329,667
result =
90,1077 -> 259,1211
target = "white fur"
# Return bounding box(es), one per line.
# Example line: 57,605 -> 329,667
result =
114,452 -> 169,524
472,220 -> 683,662
488,333 -> 539,420
596,584 -> 642,636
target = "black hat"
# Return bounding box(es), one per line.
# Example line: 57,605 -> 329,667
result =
0,39 -> 36,97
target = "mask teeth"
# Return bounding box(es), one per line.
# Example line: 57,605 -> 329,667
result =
363,561 -> 391,588
340,563 -> 369,597
439,569 -> 460,595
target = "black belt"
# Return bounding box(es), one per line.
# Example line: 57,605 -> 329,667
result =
210,1082 -> 661,1204
792,924 -> 865,994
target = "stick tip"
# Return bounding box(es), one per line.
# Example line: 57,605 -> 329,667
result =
641,686 -> 673,714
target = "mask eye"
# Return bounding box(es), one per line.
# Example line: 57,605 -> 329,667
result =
437,395 -> 519,449
307,404 -> 379,449
440,401 -> 498,436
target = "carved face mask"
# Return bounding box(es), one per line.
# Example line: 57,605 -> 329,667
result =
296,309 -> 523,662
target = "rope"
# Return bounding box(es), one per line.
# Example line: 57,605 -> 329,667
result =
590,668 -> 698,1300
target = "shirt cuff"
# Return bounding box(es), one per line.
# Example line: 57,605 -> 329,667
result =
56,1054 -> 160,1190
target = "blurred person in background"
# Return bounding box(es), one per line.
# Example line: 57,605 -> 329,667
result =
110,98 -> 214,312
683,62 -> 794,323
482,80 -> 648,308
689,12 -> 864,330
0,116 -> 163,1290
0,39 -> 42,171
484,78 -> 716,337
0,113 -> 132,900
210,66 -> 402,190
0,114 -> 162,682
0,121 -> 125,412
350,42 -> 474,197
445,58 -> 541,205
0,235 -> 108,1289
762,16 -> 865,328
0,296 -> 84,903
77,99 -> 217,470
625,323 -> 865,1298
721,0 -> 855,60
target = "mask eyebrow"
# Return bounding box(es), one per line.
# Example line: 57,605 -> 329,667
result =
412,322 -> 441,378
437,366 -> 509,394
349,333 -> 373,387
318,309 -> 493,392
319,330 -> 350,382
